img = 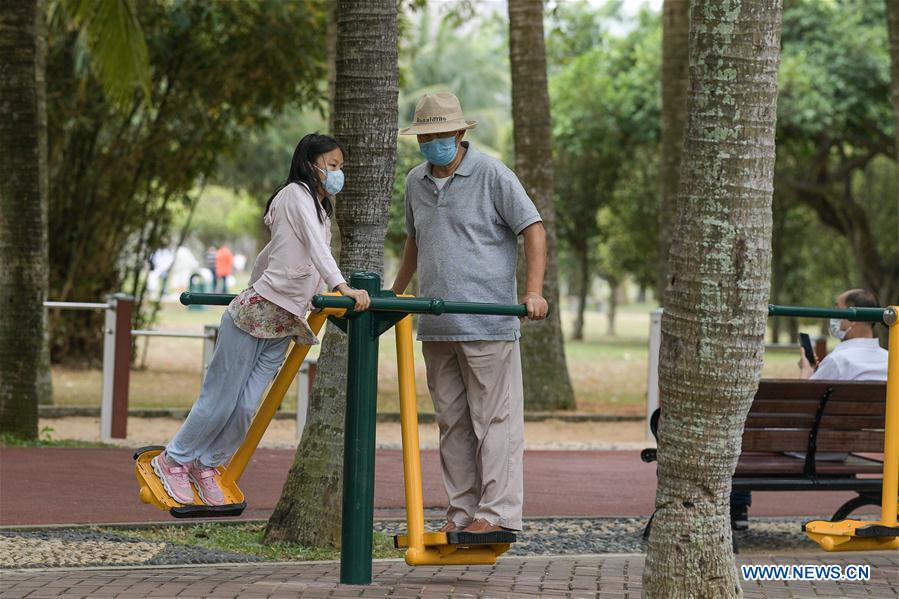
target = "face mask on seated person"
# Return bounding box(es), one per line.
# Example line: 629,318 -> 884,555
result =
419,136 -> 458,166
829,318 -> 848,341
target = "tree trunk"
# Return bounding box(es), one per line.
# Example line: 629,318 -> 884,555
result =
769,196 -> 787,343
573,243 -> 589,341
0,0 -> 48,439
887,0 -> 899,211
606,277 -> 618,337
644,1 -> 782,597
885,0 -> 899,321
509,0 -> 576,411
657,0 -> 690,303
264,0 -> 397,546
326,0 -> 341,262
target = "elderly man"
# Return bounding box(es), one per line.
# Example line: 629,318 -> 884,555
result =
391,92 -> 548,535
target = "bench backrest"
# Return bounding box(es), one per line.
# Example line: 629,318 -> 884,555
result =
741,379 -> 886,453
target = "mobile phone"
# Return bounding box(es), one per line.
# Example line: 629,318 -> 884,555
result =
799,333 -> 816,365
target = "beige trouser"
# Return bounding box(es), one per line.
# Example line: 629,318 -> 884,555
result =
421,340 -> 524,531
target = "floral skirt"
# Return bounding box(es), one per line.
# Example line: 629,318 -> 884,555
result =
227,286 -> 319,345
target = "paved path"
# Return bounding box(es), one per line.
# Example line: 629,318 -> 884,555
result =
2,552 -> 898,598
0,448 -> 879,526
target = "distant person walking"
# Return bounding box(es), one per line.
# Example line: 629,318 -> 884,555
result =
215,245 -> 234,293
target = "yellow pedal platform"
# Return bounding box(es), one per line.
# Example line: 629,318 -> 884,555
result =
804,519 -> 899,552
133,446 -> 246,518
393,531 -> 514,565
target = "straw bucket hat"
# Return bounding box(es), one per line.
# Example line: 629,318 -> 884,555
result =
398,92 -> 478,135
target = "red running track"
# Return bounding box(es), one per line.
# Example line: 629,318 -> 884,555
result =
0,448 -> 877,526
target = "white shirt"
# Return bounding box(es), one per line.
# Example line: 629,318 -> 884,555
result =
810,337 -> 889,381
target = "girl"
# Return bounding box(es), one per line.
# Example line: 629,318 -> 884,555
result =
152,133 -> 370,506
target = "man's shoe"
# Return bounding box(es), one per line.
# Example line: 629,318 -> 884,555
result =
151,451 -> 195,505
731,504 -> 749,531
463,518 -> 511,534
186,462 -> 227,506
437,521 -> 459,533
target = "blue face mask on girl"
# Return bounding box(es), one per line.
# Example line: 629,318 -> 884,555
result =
315,165 -> 344,195
419,136 -> 458,166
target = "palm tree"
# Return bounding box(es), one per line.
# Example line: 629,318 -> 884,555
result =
658,0 -> 690,302
0,0 -> 48,439
643,1 -> 783,597
507,0 -> 576,411
886,0 -> 899,203
265,0 -> 398,547
0,0 -> 149,438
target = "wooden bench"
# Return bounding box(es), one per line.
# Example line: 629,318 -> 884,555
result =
642,379 -> 887,524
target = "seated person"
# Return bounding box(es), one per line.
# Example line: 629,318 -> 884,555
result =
731,288 -> 888,531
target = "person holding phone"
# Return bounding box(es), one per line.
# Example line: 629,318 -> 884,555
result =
798,288 -> 888,380
733,288 -> 888,531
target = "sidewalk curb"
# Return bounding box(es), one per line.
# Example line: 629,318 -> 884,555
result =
38,406 -> 645,423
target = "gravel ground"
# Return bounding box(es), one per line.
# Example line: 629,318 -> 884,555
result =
0,529 -> 264,569
1,517 -> 821,570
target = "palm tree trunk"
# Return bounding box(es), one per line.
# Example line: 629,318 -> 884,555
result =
886,0 -> 899,318
644,1 -> 783,597
508,0 -> 576,411
0,0 -> 48,439
264,0 -> 397,547
888,0 -> 899,199
658,0 -> 690,304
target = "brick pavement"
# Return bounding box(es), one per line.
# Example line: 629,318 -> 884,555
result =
2,552 -> 897,598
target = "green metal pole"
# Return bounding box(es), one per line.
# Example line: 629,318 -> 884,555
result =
340,272 -> 381,585
767,303 -> 890,323
312,294 -> 529,317
180,292 -> 235,306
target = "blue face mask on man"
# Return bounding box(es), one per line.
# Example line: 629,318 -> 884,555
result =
419,135 -> 458,166
315,165 -> 344,195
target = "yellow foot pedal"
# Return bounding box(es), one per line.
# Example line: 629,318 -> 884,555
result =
446,530 -> 516,545
804,519 -> 899,551
133,445 -> 247,519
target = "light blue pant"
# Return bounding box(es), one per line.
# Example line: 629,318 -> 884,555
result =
167,311 -> 290,467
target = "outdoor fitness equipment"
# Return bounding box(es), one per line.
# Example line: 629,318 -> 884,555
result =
133,296 -> 347,518
133,271 -> 527,583
768,304 -> 899,552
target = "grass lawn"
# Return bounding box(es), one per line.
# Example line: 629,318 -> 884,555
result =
50,300 -> 814,416
102,522 -> 403,561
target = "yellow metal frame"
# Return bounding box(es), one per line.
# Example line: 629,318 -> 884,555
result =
804,306 -> 899,551
394,314 -> 511,565
136,303 -> 345,512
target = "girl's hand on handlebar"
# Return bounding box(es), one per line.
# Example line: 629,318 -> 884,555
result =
337,283 -> 371,311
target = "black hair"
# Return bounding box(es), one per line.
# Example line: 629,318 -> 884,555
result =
844,288 -> 880,329
265,133 -> 344,224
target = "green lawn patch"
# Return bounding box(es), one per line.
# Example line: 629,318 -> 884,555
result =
106,522 -> 403,561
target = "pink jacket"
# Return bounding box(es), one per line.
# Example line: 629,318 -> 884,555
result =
250,183 -> 346,317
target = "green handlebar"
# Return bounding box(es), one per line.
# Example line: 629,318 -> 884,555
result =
311,294 -> 528,317
180,291 -> 529,317
180,292 -> 236,306
768,304 -> 895,324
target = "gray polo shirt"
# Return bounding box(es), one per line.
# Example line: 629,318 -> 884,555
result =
405,142 -> 543,341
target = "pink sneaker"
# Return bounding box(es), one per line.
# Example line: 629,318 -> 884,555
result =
151,451 -> 194,505
187,462 -> 226,506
